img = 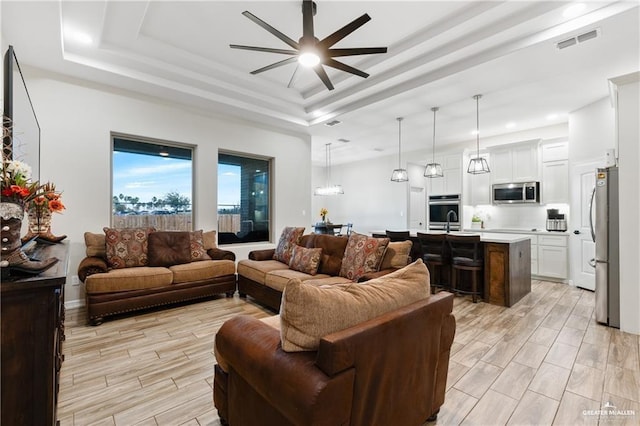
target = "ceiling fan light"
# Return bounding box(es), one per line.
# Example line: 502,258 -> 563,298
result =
391,168 -> 409,182
424,163 -> 443,178
299,51 -> 321,67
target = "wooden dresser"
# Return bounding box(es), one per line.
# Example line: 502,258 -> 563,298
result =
1,242 -> 69,426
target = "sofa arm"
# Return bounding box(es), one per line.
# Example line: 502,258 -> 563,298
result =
356,268 -> 396,283
77,256 -> 109,282
207,248 -> 236,261
215,315 -> 354,425
248,248 -> 275,261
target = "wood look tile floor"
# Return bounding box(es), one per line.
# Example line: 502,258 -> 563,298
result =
58,280 -> 640,426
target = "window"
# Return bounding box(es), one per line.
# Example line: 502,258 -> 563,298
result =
218,152 -> 271,244
112,136 -> 193,231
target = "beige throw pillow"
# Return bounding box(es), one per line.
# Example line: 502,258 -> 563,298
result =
280,259 -> 431,352
85,232 -> 106,258
380,240 -> 413,270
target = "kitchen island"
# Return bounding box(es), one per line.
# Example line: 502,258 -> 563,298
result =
372,230 -> 531,307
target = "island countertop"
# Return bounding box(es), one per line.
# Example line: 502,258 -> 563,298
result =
371,230 -> 532,244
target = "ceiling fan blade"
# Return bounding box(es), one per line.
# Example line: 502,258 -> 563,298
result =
328,47 -> 388,57
230,45 -> 298,55
250,57 -> 299,75
324,58 -> 369,79
318,14 -> 371,49
302,0 -> 315,41
241,11 -> 299,50
287,65 -> 300,88
313,65 -> 334,91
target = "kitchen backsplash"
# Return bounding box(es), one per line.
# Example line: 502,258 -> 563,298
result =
463,204 -> 570,231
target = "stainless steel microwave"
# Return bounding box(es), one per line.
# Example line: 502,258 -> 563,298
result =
492,182 -> 540,204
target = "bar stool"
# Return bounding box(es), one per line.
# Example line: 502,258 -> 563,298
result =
446,234 -> 483,303
416,232 -> 449,294
385,230 -> 411,242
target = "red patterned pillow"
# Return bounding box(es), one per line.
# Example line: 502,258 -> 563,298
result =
190,230 -> 211,262
339,232 -> 390,281
289,246 -> 323,275
273,227 -> 305,264
103,227 -> 156,269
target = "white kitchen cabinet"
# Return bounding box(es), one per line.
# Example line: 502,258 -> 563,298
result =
468,153 -> 491,205
429,153 -> 462,196
542,160 -> 569,204
537,234 -> 569,279
542,142 -> 569,162
490,141 -> 540,184
530,235 -> 538,275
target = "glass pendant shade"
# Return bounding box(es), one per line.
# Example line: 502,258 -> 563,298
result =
467,94 -> 491,174
424,106 -> 443,178
391,117 -> 409,182
314,143 -> 344,195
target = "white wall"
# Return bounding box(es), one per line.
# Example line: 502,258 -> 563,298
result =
24,66 -> 311,307
611,74 -> 640,334
569,97 -> 615,164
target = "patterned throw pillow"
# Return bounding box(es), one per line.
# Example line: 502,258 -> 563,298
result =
289,245 -> 323,275
339,232 -> 390,281
103,227 -> 155,269
273,227 -> 305,265
190,230 -> 212,261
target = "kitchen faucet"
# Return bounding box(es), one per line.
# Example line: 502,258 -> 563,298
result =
446,210 -> 458,233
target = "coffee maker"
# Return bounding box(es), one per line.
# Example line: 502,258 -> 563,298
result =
546,209 -> 567,232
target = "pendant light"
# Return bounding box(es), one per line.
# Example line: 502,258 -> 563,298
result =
314,143 -> 344,195
424,107 -> 443,178
390,117 -> 409,182
467,94 -> 491,174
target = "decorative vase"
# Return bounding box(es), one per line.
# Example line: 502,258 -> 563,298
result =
21,205 -> 67,244
1,201 -> 58,277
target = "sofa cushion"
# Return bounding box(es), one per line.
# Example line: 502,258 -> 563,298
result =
280,259 -> 430,352
273,227 -> 305,265
380,240 -> 413,270
289,246 -> 322,275
190,230 -> 212,262
339,232 -> 390,281
264,269 -> 331,292
103,227 -> 156,269
85,266 -> 174,294
169,259 -> 236,284
202,230 -> 217,250
148,231 -> 192,267
85,232 -> 106,258
237,259 -> 290,285
300,234 -> 349,276
303,276 -> 353,287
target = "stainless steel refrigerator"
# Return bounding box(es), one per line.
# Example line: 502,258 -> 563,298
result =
590,166 -> 620,328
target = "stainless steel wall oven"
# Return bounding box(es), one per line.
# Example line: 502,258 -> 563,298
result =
428,194 -> 461,231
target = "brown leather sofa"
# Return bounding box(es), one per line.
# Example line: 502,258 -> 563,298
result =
237,233 -> 412,311
213,291 -> 456,425
78,230 -> 237,325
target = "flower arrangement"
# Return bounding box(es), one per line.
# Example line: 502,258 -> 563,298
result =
319,207 -> 328,222
27,182 -> 65,215
0,159 -> 44,205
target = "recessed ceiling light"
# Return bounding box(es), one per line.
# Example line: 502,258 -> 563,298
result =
546,113 -> 559,120
505,122 -> 517,129
563,3 -> 586,18
471,130 -> 479,136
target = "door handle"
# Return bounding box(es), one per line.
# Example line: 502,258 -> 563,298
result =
588,258 -> 596,268
589,186 -> 596,242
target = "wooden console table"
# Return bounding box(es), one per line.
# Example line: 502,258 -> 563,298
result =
1,241 -> 69,426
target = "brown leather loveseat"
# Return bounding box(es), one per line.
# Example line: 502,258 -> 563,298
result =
214,260 -> 456,425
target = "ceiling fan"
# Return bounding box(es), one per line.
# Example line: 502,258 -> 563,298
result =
230,0 -> 387,91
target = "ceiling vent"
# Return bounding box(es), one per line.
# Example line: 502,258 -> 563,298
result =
556,28 -> 599,50
325,120 -> 341,127
337,138 -> 350,143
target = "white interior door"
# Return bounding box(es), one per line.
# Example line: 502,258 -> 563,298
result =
570,161 -> 599,290
409,186 -> 425,229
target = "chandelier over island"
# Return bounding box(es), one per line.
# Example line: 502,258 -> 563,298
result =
467,94 -> 491,174
424,107 -> 443,178
314,143 -> 344,196
390,117 -> 409,182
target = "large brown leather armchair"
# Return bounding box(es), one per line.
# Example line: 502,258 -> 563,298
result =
214,291 -> 455,425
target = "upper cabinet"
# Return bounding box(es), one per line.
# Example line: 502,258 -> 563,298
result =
490,141 -> 540,184
429,153 -> 462,196
541,141 -> 569,204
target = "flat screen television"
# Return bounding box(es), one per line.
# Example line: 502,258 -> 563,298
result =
3,45 -> 40,181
